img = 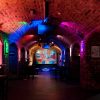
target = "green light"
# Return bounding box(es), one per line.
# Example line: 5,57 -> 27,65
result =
18,21 -> 28,25
4,40 -> 9,54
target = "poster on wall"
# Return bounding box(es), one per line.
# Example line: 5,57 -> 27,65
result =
91,46 -> 100,58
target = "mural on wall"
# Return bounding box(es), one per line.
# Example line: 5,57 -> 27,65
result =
35,48 -> 57,64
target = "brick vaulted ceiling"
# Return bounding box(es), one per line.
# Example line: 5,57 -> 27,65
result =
49,0 -> 100,33
0,0 -> 100,35
0,0 -> 45,33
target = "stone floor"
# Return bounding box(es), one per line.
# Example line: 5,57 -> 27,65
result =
7,73 -> 98,100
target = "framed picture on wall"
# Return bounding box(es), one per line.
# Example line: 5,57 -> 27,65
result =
91,46 -> 100,58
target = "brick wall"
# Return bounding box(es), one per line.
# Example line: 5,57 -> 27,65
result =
80,29 -> 100,90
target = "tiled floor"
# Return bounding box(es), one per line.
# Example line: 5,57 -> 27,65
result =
7,73 -> 97,100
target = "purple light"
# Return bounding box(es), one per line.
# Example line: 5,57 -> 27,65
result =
70,45 -> 72,57
61,22 -> 74,27
60,22 -> 83,30
60,21 -> 84,36
80,40 -> 84,53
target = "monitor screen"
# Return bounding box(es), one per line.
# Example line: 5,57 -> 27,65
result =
35,48 -> 57,64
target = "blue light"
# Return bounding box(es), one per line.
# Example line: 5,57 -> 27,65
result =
31,20 -> 43,27
43,44 -> 50,49
44,18 -> 48,23
38,24 -> 54,35
38,25 -> 48,35
42,68 -> 50,72
9,20 -> 43,43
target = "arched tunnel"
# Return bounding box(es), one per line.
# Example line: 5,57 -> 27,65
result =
8,19 -> 82,81
0,0 -> 100,100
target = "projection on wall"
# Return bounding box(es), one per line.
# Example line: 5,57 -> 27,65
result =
35,48 -> 57,64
